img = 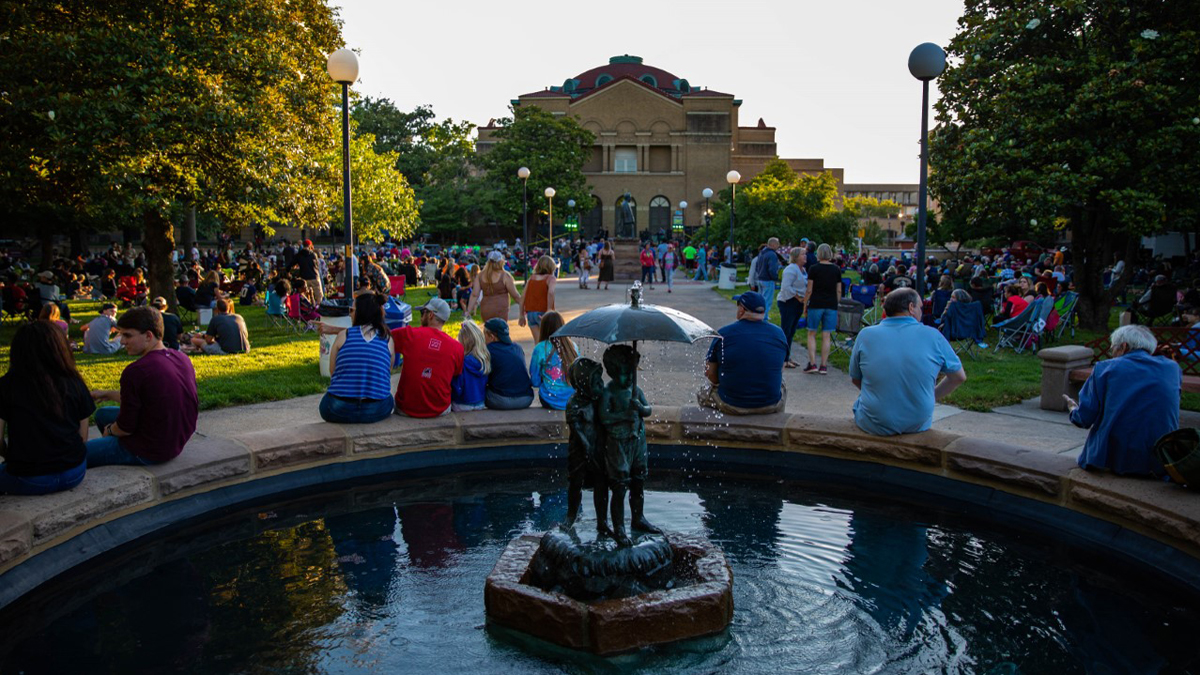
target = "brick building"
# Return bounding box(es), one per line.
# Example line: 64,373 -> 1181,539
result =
477,55 -> 845,240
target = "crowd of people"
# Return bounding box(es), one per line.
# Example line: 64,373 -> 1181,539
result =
0,232 -> 1191,497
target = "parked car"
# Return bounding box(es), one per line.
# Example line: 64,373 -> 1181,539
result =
982,240 -> 1045,261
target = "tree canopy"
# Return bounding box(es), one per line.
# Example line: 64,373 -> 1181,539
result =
929,0 -> 1200,328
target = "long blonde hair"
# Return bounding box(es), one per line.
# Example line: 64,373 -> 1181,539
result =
534,255 -> 556,276
458,321 -> 491,375
482,256 -> 507,283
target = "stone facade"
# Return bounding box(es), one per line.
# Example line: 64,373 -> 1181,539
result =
476,55 -> 844,239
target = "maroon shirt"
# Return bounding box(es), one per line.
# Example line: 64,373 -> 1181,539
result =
116,349 -> 199,461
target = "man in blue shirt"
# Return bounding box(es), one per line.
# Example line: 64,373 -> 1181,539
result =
753,238 -> 782,321
699,291 -> 788,415
849,288 -> 967,435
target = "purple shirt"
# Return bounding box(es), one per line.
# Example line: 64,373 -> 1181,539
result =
117,349 -> 199,462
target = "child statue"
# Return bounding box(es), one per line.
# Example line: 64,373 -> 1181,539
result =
599,345 -> 662,547
564,357 -> 611,536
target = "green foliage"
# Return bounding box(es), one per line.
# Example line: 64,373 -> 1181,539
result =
929,0 -> 1200,328
694,160 -> 847,247
860,221 -> 888,247
479,106 -> 595,228
326,130 -> 419,242
844,195 -> 902,247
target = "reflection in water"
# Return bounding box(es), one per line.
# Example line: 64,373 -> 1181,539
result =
2,469 -> 1199,674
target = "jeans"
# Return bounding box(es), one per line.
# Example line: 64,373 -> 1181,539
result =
778,297 -> 804,360
665,266 -> 675,290
319,393 -> 394,424
0,459 -> 86,495
641,266 -> 656,285
694,263 -> 708,281
486,390 -> 533,410
758,281 -> 776,320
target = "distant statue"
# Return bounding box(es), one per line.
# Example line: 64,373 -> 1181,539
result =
564,357 -> 611,536
616,193 -> 636,239
598,345 -> 660,547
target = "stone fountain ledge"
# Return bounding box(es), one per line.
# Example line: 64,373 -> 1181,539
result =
1,405 -> 1198,610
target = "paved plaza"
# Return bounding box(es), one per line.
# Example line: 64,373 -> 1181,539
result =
194,278 -> 1199,458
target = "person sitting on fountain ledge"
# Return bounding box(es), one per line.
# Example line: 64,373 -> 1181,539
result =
849,287 -> 966,436
482,318 -> 534,410
698,291 -> 788,415
599,345 -> 659,547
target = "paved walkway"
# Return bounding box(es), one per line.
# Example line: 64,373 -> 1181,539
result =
197,278 -> 1198,458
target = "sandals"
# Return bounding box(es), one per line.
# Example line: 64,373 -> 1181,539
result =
784,361 -> 799,369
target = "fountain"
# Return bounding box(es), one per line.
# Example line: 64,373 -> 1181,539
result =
484,285 -> 734,654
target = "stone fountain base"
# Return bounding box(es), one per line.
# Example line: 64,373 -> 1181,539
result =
484,531 -> 733,655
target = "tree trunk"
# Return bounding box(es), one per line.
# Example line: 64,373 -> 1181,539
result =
182,205 -> 197,252
1071,207 -> 1137,332
143,211 -> 178,312
38,228 -> 54,270
69,226 -> 87,258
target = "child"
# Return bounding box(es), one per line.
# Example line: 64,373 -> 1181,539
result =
564,357 -> 609,535
451,321 -> 489,412
598,345 -> 658,547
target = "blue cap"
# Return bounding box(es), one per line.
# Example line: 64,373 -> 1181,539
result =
733,291 -> 766,313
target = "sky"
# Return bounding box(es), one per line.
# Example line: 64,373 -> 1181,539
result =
335,0 -> 965,185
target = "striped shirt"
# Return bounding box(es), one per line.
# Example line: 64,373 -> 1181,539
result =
327,327 -> 392,400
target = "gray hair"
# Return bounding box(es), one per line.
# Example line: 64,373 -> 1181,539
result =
816,243 -> 833,261
1111,325 -> 1157,354
789,247 -> 804,263
951,289 -> 971,303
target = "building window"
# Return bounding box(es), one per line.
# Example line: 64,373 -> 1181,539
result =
595,73 -> 612,87
649,196 -> 670,230
640,74 -> 658,87
614,147 -> 637,173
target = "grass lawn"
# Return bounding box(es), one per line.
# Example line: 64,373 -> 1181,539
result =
0,285 -> 473,414
712,285 -> 1199,413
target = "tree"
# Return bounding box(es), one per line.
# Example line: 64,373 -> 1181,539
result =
479,106 -> 595,236
694,160 -> 845,248
0,0 -> 344,308
929,0 -> 1200,330
844,195 -> 903,248
325,129 -> 419,243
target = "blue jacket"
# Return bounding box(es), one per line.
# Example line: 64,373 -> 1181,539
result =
451,354 -> 487,406
756,249 -> 782,282
1070,350 -> 1180,475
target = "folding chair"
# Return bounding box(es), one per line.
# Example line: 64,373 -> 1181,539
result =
175,286 -> 197,324
841,276 -> 853,298
850,284 -> 880,324
1053,291 -> 1078,340
993,298 -> 1043,354
941,301 -> 986,360
264,290 -> 288,329
833,297 -> 865,355
388,274 -> 406,298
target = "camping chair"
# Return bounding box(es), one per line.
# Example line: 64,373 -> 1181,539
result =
1053,291 -> 1079,340
264,290 -> 288,329
833,297 -> 866,356
993,298 -> 1044,354
841,276 -> 853,298
388,275 -> 406,298
174,285 -> 197,324
850,284 -> 880,324
931,289 -> 953,326
941,301 -> 987,360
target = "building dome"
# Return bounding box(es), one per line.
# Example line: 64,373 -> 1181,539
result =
550,55 -> 693,98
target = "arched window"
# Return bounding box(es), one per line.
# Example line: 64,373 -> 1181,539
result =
595,73 -> 613,87
581,195 -> 602,236
640,74 -> 658,87
649,195 -> 670,230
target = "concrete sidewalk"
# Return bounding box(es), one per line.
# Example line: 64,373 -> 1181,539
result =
196,279 -> 1197,459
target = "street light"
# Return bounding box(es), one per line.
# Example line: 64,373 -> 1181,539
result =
544,186 -> 556,254
518,166 -> 530,278
702,188 -> 713,229
327,47 -> 359,300
678,200 -> 688,234
909,42 -> 946,297
567,199 -> 576,238
725,171 -> 740,267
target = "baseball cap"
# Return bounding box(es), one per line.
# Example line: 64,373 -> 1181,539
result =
483,317 -> 512,343
733,291 -> 766,313
415,297 -> 451,322
303,239 -> 313,248
487,250 -> 504,263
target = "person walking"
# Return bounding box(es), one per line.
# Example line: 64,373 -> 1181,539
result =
778,247 -> 808,368
803,244 -> 842,374
577,247 -> 592,289
663,244 -> 678,293
519,255 -> 557,342
640,243 -> 656,288
597,241 -> 615,291
466,251 -> 522,323
753,237 -> 782,321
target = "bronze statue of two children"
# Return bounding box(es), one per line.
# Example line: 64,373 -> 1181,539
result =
564,345 -> 660,547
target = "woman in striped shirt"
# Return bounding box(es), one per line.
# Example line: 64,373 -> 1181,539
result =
319,293 -> 395,424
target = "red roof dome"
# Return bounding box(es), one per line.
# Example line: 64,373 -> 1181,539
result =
518,55 -> 696,99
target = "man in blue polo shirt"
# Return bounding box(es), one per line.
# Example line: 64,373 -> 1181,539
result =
699,291 -> 788,414
849,288 -> 967,435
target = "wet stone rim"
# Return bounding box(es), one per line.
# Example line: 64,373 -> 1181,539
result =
1,405 -> 1199,611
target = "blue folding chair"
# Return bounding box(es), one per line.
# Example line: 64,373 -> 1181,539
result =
850,284 -> 880,324
941,301 -> 986,359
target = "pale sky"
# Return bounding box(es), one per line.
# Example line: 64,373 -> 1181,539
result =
335,0 -> 965,185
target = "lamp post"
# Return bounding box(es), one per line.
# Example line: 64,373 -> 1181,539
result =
702,188 -> 713,230
678,200 -> 687,236
518,167 -> 530,279
544,187 -> 556,255
909,42 -> 946,297
327,48 -> 359,301
725,171 -> 740,267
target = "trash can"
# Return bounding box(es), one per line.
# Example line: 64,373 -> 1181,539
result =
317,302 -> 352,378
717,264 -> 737,290
423,262 -> 438,285
197,307 -> 213,328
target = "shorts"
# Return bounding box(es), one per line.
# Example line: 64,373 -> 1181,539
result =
604,435 -> 647,486
806,307 -> 837,332
526,311 -> 543,327
202,341 -> 227,355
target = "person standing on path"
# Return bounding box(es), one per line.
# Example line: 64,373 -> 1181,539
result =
519,255 -> 557,342
597,241 -> 615,291
777,247 -> 808,368
640,243 -> 656,288
655,240 -> 669,284
754,237 -> 782,321
466,251 -> 521,323
577,247 -> 592,289
663,244 -> 678,293
803,244 -> 842,375
292,239 -> 323,304
694,244 -> 708,282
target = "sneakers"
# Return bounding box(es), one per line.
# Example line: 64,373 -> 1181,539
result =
818,365 -> 828,375
803,363 -> 819,373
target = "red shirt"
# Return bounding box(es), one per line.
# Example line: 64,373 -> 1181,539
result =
640,250 -> 655,267
390,325 -> 464,417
